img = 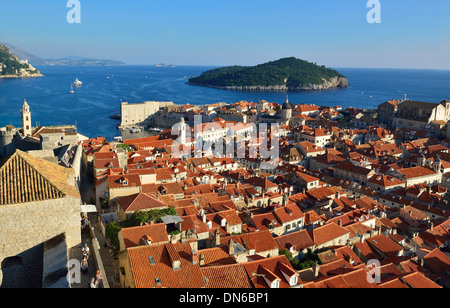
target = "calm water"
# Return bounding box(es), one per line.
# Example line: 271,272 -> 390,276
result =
1,65 -> 450,139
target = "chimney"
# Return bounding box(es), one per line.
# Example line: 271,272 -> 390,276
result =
139,235 -> 152,246
419,258 -> 424,267
215,229 -> 221,247
338,219 -> 342,226
221,218 -> 227,227
228,238 -> 235,256
348,255 -> 354,265
191,249 -> 198,265
202,213 -> 206,223
313,262 -> 320,279
181,232 -> 187,243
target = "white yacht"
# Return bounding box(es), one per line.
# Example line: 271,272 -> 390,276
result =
73,78 -> 83,87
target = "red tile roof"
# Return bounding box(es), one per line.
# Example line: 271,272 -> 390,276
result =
274,229 -> 315,252
220,230 -> 278,254
242,255 -> 299,288
127,242 -> 206,288
308,223 -> 350,246
398,166 -> 437,179
201,263 -> 253,288
120,223 -> 169,248
108,174 -> 141,189
117,193 -> 168,213
365,234 -> 404,258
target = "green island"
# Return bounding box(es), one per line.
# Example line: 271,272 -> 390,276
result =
0,44 -> 42,78
187,57 -> 348,91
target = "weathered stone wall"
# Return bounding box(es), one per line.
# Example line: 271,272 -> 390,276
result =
151,115 -> 182,128
0,244 -> 44,288
0,196 -> 82,279
0,128 -> 17,158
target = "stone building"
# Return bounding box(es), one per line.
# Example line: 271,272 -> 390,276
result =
0,150 -> 81,288
0,100 -> 84,158
0,125 -> 19,158
280,99 -> 293,124
393,100 -> 450,130
120,100 -> 174,127
377,100 -> 400,127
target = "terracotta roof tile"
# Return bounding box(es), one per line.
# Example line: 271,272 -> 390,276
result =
117,192 -> 168,213
127,242 -> 206,288
0,150 -> 79,205
121,223 -> 169,248
201,263 -> 252,288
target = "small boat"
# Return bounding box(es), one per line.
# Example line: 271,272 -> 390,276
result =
109,111 -> 121,120
73,78 -> 83,87
130,127 -> 142,133
69,85 -> 74,94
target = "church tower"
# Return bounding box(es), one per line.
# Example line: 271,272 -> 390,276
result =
179,117 -> 186,144
432,155 -> 442,173
21,99 -> 32,137
281,97 -> 292,122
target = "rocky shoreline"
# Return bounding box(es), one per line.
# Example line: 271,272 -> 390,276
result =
187,76 -> 349,92
0,73 -> 44,79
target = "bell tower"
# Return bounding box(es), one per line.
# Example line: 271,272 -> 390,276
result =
21,99 -> 32,137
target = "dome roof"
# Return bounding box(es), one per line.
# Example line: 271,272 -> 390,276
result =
282,101 -> 292,110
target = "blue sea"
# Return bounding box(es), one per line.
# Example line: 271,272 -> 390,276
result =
1,65 -> 450,139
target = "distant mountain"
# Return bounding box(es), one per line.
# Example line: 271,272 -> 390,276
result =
2,43 -> 126,66
0,43 -> 43,78
188,57 -> 348,91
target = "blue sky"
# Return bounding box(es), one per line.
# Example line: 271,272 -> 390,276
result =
1,0 -> 449,68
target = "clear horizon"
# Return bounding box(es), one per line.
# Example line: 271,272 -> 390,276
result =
1,0 -> 449,69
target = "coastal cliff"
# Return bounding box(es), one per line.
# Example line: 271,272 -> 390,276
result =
0,44 -> 43,78
187,57 -> 348,92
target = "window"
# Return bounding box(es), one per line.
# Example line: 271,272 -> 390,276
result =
290,276 -> 298,286
271,280 -> 280,288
